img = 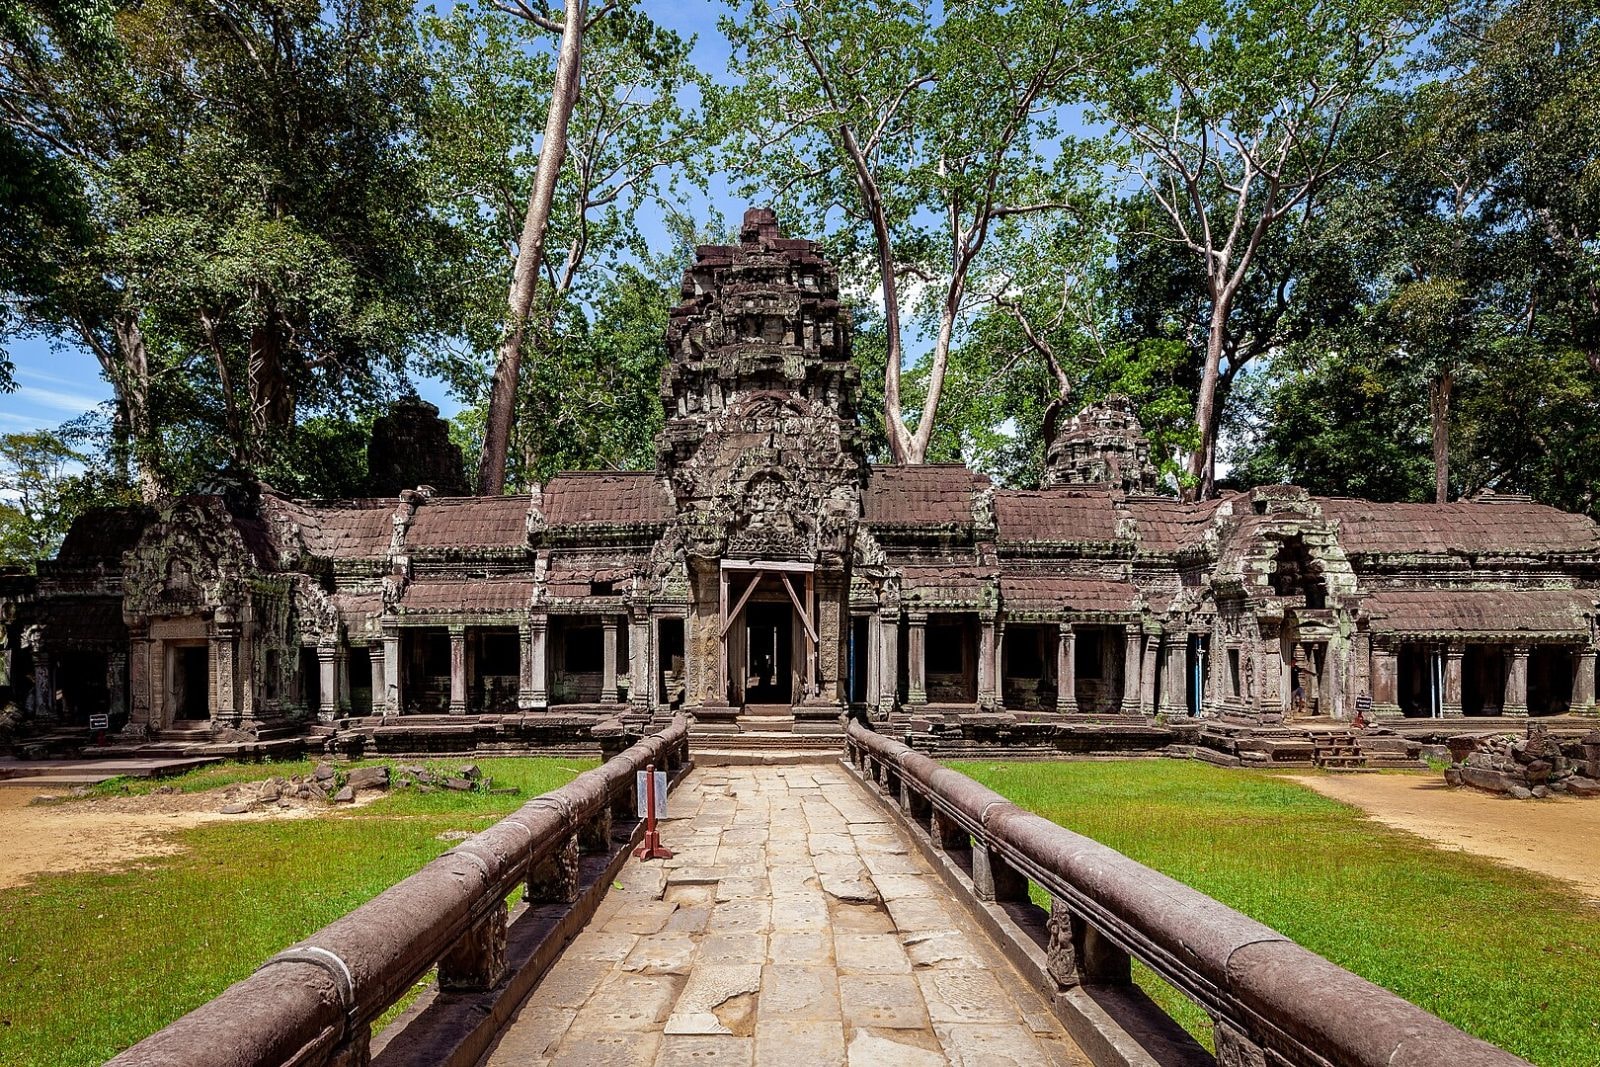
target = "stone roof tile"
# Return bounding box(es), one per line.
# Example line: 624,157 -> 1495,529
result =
1365,588 -> 1595,636
864,465 -> 987,527
994,489 -> 1121,542
408,495 -> 532,549
399,579 -> 534,615
543,473 -> 674,527
1319,497 -> 1600,555
999,576 -> 1137,613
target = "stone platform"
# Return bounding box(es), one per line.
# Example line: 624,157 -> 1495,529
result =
477,764 -> 1086,1067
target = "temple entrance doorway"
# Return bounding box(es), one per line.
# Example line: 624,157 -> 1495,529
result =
172,644 -> 210,721
744,602 -> 793,704
1528,646 -> 1573,716
1397,644 -> 1442,718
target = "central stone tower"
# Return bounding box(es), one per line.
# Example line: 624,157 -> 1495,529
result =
657,208 -> 864,724
657,207 -> 867,559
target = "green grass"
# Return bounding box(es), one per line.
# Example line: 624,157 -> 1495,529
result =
950,759 -> 1600,1067
0,756 -> 596,1067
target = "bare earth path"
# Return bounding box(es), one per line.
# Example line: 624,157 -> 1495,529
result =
1286,772 -> 1600,902
0,784 -> 320,890
480,764 -> 1087,1067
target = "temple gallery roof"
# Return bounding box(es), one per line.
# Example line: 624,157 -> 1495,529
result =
1364,588 -> 1596,637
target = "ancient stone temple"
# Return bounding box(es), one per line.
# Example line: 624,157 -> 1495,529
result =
3,208 -> 1599,750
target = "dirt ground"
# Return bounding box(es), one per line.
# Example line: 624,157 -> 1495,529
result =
0,784 -> 374,891
1287,772 -> 1600,902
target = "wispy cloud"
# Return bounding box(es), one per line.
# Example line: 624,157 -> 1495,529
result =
12,384 -> 110,413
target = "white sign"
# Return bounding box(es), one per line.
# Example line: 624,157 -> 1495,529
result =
635,769 -> 668,818
88,714 -> 110,731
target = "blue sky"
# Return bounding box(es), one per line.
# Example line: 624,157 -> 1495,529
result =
1,0 -> 736,439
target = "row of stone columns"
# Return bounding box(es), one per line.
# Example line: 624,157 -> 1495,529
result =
373,616 -> 648,716
1369,642 -> 1599,717
860,613 -> 1195,718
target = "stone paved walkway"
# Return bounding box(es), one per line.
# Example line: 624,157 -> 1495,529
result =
481,764 -> 1087,1067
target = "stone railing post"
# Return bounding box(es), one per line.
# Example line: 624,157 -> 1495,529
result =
927,807 -> 967,853
438,900 -> 508,993
972,841 -> 1028,903
580,806 -> 614,853
527,832 -> 580,905
1045,898 -> 1130,990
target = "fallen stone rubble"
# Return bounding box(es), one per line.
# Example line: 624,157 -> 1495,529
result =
1444,724 -> 1600,799
215,761 -> 516,814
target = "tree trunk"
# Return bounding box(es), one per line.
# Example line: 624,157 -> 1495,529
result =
477,0 -> 588,495
1188,295 -> 1231,499
247,313 -> 294,467
111,313 -> 162,503
1430,370 -> 1452,504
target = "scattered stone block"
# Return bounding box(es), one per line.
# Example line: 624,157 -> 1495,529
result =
333,785 -> 355,803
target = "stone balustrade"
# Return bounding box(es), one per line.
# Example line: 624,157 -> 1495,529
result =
105,716 -> 691,1067
843,719 -> 1529,1067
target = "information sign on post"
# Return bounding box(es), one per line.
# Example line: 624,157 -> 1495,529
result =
633,764 -> 673,860
635,769 -> 668,819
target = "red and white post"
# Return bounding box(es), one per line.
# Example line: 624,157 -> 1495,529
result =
633,763 -> 673,860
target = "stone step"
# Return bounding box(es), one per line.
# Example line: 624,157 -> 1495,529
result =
742,716 -> 797,733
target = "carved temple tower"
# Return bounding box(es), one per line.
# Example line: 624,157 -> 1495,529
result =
658,208 -> 867,730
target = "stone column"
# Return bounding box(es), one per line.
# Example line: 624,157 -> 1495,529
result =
369,645 -> 386,715
1504,644 -> 1530,716
1056,623 -> 1078,713
525,616 -> 549,709
1349,627 -> 1372,717
107,651 -> 127,719
1371,643 -> 1399,717
127,622 -> 153,734
317,644 -> 338,723
336,645 -> 352,713
1162,634 -> 1187,716
1574,648 -> 1597,715
865,616 -> 882,710
1442,641 -> 1465,717
1140,633 -> 1160,717
601,616 -> 619,703
977,613 -> 997,709
879,610 -> 900,717
383,626 -> 402,715
448,625 -> 467,715
211,616 -> 238,725
1121,626 -> 1142,713
629,613 -> 651,712
993,618 -> 1007,710
906,613 -> 928,706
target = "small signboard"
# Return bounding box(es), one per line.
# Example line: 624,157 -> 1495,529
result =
635,769 -> 668,818
88,713 -> 110,731
1354,694 -> 1373,715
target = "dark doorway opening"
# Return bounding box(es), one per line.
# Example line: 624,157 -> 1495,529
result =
745,601 -> 793,704
1397,644 -> 1439,718
348,647 -> 373,715
299,647 -> 321,714
1528,646 -> 1573,716
849,616 -> 869,704
57,651 -> 109,725
475,628 -> 521,712
658,618 -> 685,706
1462,644 -> 1504,716
176,646 -> 210,720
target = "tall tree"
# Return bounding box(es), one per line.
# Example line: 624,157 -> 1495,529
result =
2,0 -> 459,498
1087,0 -> 1423,497
427,0 -> 707,490
721,0 -> 1103,463
476,0 -> 588,495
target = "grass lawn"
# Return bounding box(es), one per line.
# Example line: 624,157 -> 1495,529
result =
951,760 -> 1600,1067
0,755 -> 596,1067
